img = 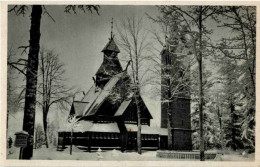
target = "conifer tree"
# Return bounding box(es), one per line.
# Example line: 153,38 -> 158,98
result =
214,6 -> 256,151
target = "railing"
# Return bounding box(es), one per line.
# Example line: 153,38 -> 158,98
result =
156,150 -> 217,160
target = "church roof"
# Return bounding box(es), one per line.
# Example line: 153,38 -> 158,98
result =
114,95 -> 153,119
82,85 -> 100,103
72,101 -> 89,116
114,99 -> 132,116
70,71 -> 153,121
125,124 -> 168,136
59,121 -> 120,133
102,38 -> 120,53
83,72 -> 127,116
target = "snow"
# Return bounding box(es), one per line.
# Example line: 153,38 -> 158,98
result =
59,121 -> 120,133
7,146 -> 255,161
125,124 -> 168,135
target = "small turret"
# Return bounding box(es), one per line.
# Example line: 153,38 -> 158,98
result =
95,18 -> 123,88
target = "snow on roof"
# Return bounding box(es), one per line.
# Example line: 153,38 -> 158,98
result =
83,72 -> 126,116
87,122 -> 120,133
73,101 -> 88,116
59,121 -> 120,133
114,99 -> 132,116
125,124 -> 168,136
82,85 -> 101,103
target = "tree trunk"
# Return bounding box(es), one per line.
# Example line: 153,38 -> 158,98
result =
134,95 -> 142,154
43,112 -> 49,148
198,6 -> 205,161
21,5 -> 42,159
34,128 -> 37,149
217,106 -> 224,152
70,129 -> 73,155
230,101 -> 236,150
7,110 -> 9,131
167,73 -> 173,149
167,107 -> 173,149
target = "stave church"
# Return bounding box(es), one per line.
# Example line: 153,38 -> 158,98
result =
57,22 -> 192,151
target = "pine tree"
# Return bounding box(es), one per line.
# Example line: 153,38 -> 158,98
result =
215,6 -> 256,151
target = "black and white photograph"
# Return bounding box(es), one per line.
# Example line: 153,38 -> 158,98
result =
2,2 -> 257,164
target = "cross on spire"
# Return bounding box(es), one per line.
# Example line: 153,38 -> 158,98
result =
110,18 -> 114,39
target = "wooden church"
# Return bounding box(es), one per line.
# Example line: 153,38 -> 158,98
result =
58,24 -> 192,151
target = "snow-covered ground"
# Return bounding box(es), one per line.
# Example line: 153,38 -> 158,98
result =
7,146 -> 254,161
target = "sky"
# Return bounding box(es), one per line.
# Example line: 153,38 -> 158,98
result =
7,5 -> 163,133
7,5 -> 233,135
8,5 -> 161,90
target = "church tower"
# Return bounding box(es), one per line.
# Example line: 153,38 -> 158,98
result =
95,19 -> 123,88
160,35 -> 192,150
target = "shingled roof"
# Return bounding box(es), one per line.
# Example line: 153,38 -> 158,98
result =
114,99 -> 132,116
82,72 -> 127,116
102,38 -> 120,53
71,101 -> 89,116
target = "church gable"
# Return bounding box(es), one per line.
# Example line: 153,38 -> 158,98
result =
139,97 -> 153,119
72,32 -> 153,125
82,72 -> 126,117
117,96 -> 153,123
70,101 -> 89,117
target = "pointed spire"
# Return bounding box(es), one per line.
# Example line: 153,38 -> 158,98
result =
102,18 -> 120,53
110,18 -> 114,39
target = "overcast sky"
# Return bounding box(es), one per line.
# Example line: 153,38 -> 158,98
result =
8,5 -> 161,89
8,5 -> 164,130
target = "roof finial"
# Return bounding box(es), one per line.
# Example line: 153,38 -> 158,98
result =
110,18 -> 114,39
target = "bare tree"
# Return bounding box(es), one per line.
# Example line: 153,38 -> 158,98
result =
8,5 -> 100,159
116,16 -> 151,154
7,48 -> 24,130
37,48 -> 75,148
